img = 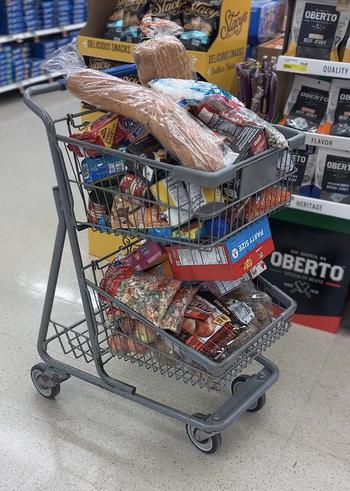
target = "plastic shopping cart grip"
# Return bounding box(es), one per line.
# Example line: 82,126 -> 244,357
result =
24,80 -> 66,125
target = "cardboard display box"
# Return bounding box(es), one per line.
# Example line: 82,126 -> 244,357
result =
78,0 -> 252,93
166,217 -> 274,281
264,207 -> 350,333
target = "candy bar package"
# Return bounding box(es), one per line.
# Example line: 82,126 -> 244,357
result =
319,79 -> 350,137
279,76 -> 330,133
291,145 -> 318,196
285,0 -> 350,61
134,16 -> 194,86
149,0 -> 184,26
46,43 -> 233,172
313,148 -> 350,203
68,113 -> 120,157
180,0 -> 222,52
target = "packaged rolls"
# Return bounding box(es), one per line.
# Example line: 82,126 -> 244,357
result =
285,0 -> 350,61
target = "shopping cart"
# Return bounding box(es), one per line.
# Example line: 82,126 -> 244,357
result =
24,80 -> 302,454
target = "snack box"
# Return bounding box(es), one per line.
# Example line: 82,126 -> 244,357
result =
166,218 -> 274,281
123,240 -> 165,272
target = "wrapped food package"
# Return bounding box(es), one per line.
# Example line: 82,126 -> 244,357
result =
158,285 -> 199,332
134,16 -> 194,86
66,69 -> 233,172
319,79 -> 350,137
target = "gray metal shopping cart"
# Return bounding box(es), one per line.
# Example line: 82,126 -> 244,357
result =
24,80 -> 303,454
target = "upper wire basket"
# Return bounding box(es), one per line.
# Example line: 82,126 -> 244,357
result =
53,111 -> 302,249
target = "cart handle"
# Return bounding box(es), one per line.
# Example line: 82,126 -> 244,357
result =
23,80 -> 66,127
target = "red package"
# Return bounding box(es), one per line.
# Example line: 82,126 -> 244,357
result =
245,188 -> 291,221
99,262 -> 133,300
68,113 -> 120,157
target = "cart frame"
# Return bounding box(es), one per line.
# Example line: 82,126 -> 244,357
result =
24,81 -> 296,453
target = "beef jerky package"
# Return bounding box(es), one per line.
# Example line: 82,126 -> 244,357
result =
180,0 -> 222,52
103,0 -> 126,40
343,35 -> 350,61
285,0 -> 350,61
149,0 -> 184,26
279,75 -> 330,133
319,79 -> 350,137
313,148 -> 350,203
292,145 -> 318,196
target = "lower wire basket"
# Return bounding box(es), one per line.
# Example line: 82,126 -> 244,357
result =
45,267 -> 296,391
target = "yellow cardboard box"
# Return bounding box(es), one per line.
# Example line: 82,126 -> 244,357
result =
77,0 -> 251,93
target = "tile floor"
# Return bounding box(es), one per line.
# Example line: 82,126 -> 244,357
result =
0,92 -> 350,491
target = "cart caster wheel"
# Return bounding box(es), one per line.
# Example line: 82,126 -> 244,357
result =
231,375 -> 267,413
31,363 -> 61,400
186,413 -> 222,454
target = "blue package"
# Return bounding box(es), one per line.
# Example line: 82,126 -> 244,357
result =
82,155 -> 127,184
203,217 -> 230,239
248,0 -> 280,46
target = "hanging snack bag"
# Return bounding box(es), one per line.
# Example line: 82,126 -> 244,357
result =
285,0 -> 350,61
343,35 -> 350,61
292,145 -> 318,196
180,0 -> 222,52
313,148 -> 350,203
149,0 -> 184,26
103,0 -> 126,40
319,79 -> 350,137
279,75 -> 331,133
134,15 -> 195,86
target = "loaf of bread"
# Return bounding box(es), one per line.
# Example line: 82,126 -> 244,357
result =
134,36 -> 194,86
67,69 -> 230,171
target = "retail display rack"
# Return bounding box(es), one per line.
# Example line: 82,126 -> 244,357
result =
0,22 -> 84,94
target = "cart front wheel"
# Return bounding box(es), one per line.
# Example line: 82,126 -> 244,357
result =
186,413 -> 222,454
231,375 -> 267,413
31,363 -> 61,399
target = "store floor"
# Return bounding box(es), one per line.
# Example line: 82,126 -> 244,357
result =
1,92 -> 350,491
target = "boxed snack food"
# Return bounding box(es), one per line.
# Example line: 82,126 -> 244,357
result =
248,0 -> 282,46
82,155 -> 127,184
285,0 -> 350,61
122,240 -> 166,271
165,217 -> 274,281
279,76 -> 330,133
319,79 -> 350,137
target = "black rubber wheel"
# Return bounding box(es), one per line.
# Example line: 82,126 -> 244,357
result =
186,413 -> 222,454
231,374 -> 267,413
31,363 -> 60,400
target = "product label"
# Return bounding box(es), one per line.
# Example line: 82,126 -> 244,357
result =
225,218 -> 272,263
297,2 -> 340,59
286,85 -> 329,132
265,218 -> 350,319
322,154 -> 350,194
150,0 -> 183,16
291,146 -> 316,186
177,247 -> 228,266
331,88 -> 350,137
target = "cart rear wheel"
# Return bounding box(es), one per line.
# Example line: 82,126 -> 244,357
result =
231,375 -> 267,413
31,363 -> 61,399
186,413 -> 222,454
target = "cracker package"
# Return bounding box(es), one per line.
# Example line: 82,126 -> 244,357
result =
104,0 -> 149,42
313,148 -> 350,203
285,0 -> 350,61
279,75 -> 330,133
181,0 -> 222,52
319,79 -> 350,137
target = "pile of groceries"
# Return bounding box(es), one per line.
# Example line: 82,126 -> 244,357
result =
46,16 -> 297,366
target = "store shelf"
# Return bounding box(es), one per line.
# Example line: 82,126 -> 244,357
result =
0,22 -> 85,45
304,132 -> 350,152
0,71 -> 62,94
277,55 -> 350,79
290,195 -> 350,219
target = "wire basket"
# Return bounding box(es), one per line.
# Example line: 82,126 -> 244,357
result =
53,111 -> 301,249
75,247 -> 297,390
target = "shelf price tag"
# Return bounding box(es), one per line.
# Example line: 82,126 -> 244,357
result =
283,61 -> 308,72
